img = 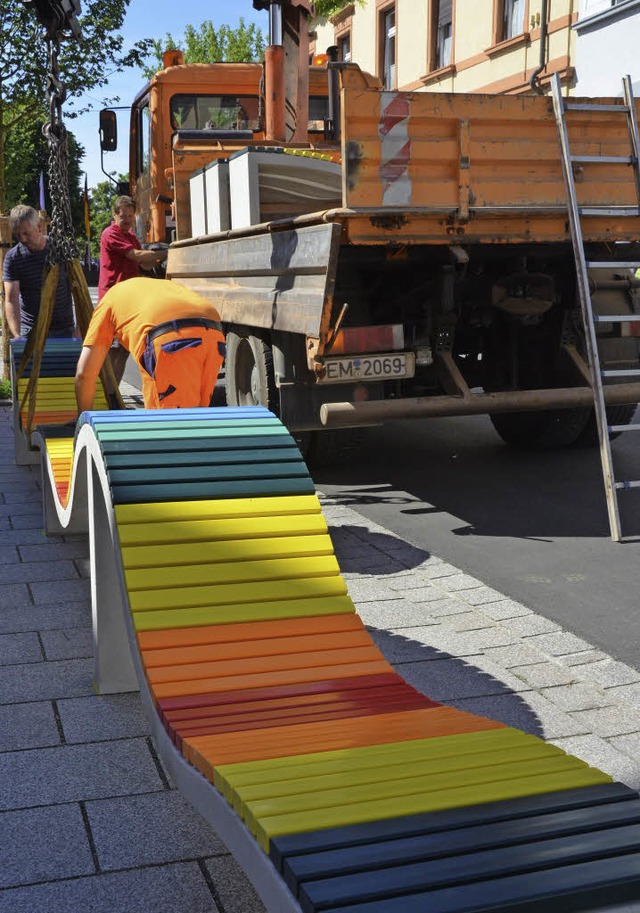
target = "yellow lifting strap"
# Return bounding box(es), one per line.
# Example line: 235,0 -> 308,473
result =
16,260 -> 124,435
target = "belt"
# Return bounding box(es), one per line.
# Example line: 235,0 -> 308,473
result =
147,317 -> 223,345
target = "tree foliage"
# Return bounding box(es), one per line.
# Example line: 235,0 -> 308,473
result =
313,0 -> 365,21
144,17 -> 266,78
0,1 -> 152,213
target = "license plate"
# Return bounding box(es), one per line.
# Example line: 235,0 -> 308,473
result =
318,351 -> 415,384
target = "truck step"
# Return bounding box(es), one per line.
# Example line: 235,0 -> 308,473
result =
594,315 -> 640,324
571,155 -> 637,165
609,424 -> 640,433
586,261 -> 640,269
565,103 -> 631,114
614,479 -> 640,490
601,369 -> 640,378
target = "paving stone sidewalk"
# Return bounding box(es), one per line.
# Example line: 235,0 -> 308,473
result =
1,402 -> 640,912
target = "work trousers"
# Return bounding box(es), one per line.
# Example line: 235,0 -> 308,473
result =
140,323 -> 226,410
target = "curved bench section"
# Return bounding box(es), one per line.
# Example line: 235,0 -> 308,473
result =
32,406 -> 640,913
10,338 -> 108,465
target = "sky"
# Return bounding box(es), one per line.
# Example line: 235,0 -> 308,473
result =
71,0 -> 267,189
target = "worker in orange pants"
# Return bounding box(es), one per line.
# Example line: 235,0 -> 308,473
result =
75,276 -> 225,413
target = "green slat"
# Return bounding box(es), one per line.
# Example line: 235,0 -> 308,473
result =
97,426 -> 290,442
95,418 -> 280,435
111,476 -> 316,504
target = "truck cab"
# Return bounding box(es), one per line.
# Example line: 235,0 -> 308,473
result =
114,51 -> 332,245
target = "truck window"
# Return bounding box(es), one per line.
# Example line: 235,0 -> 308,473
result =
133,99 -> 151,178
308,95 -> 328,132
170,94 -> 259,131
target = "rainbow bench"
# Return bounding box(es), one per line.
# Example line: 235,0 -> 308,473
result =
9,337 -> 108,465
32,406 -> 640,912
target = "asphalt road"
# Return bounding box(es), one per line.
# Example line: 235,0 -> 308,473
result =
312,413 -> 640,671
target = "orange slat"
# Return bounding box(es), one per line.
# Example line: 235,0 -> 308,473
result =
140,629 -> 373,669
146,644 -> 385,685
136,613 -> 364,651
152,658 -> 393,700
185,707 -> 504,772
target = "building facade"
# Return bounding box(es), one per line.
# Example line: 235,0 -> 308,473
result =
312,0 -> 639,97
573,0 -> 640,96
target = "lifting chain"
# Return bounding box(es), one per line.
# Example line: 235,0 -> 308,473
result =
43,34 -> 77,266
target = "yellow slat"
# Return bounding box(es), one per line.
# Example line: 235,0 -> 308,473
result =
124,555 -> 340,591
132,594 -> 356,631
117,513 -> 329,546
214,728 -> 539,798
114,494 -> 322,526
121,534 -> 335,569
238,742 -> 566,823
252,766 -> 612,850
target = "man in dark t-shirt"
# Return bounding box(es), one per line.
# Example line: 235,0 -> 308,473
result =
2,204 -> 75,338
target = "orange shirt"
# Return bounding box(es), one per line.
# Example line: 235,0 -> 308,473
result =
83,276 -> 222,364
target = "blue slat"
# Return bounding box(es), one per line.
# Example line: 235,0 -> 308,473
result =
283,798 -> 640,893
269,784 -> 638,871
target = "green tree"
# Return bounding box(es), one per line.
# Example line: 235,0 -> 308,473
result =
144,17 -> 265,78
313,0 -> 365,20
0,1 -> 151,213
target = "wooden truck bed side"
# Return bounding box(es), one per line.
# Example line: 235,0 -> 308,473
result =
338,65 -> 640,245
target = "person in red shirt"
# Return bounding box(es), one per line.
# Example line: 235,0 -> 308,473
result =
98,195 -> 165,300
98,195 -> 166,385
75,277 -> 225,412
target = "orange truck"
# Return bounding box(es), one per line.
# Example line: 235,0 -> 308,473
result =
101,1 -> 640,457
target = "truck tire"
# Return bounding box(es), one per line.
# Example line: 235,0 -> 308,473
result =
225,329 -> 278,411
571,403 -> 638,448
489,407 -> 591,450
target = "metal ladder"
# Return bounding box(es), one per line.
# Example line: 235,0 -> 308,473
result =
551,72 -> 640,542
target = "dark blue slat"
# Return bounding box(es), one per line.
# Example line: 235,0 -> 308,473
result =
111,476 -> 316,504
99,434 -> 295,455
269,783 -> 638,871
299,823 -> 640,912
321,854 -> 640,913
284,799 -> 640,893
104,447 -> 303,470
108,459 -> 310,484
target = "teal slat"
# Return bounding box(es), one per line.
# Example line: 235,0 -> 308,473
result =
110,476 -> 316,504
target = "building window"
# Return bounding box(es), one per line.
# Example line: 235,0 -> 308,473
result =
503,0 -> 525,38
380,6 -> 396,89
338,33 -> 351,63
428,0 -> 453,72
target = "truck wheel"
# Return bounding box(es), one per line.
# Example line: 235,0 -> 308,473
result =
489,407 -> 591,450
571,404 -> 638,448
225,329 -> 278,411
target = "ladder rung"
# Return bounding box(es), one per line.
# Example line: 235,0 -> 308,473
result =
614,480 -> 640,490
594,315 -> 640,323
610,424 -> 640,433
602,369 -> 640,377
572,155 -> 636,165
586,261 -> 640,269
565,103 -> 630,114
580,207 -> 640,217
